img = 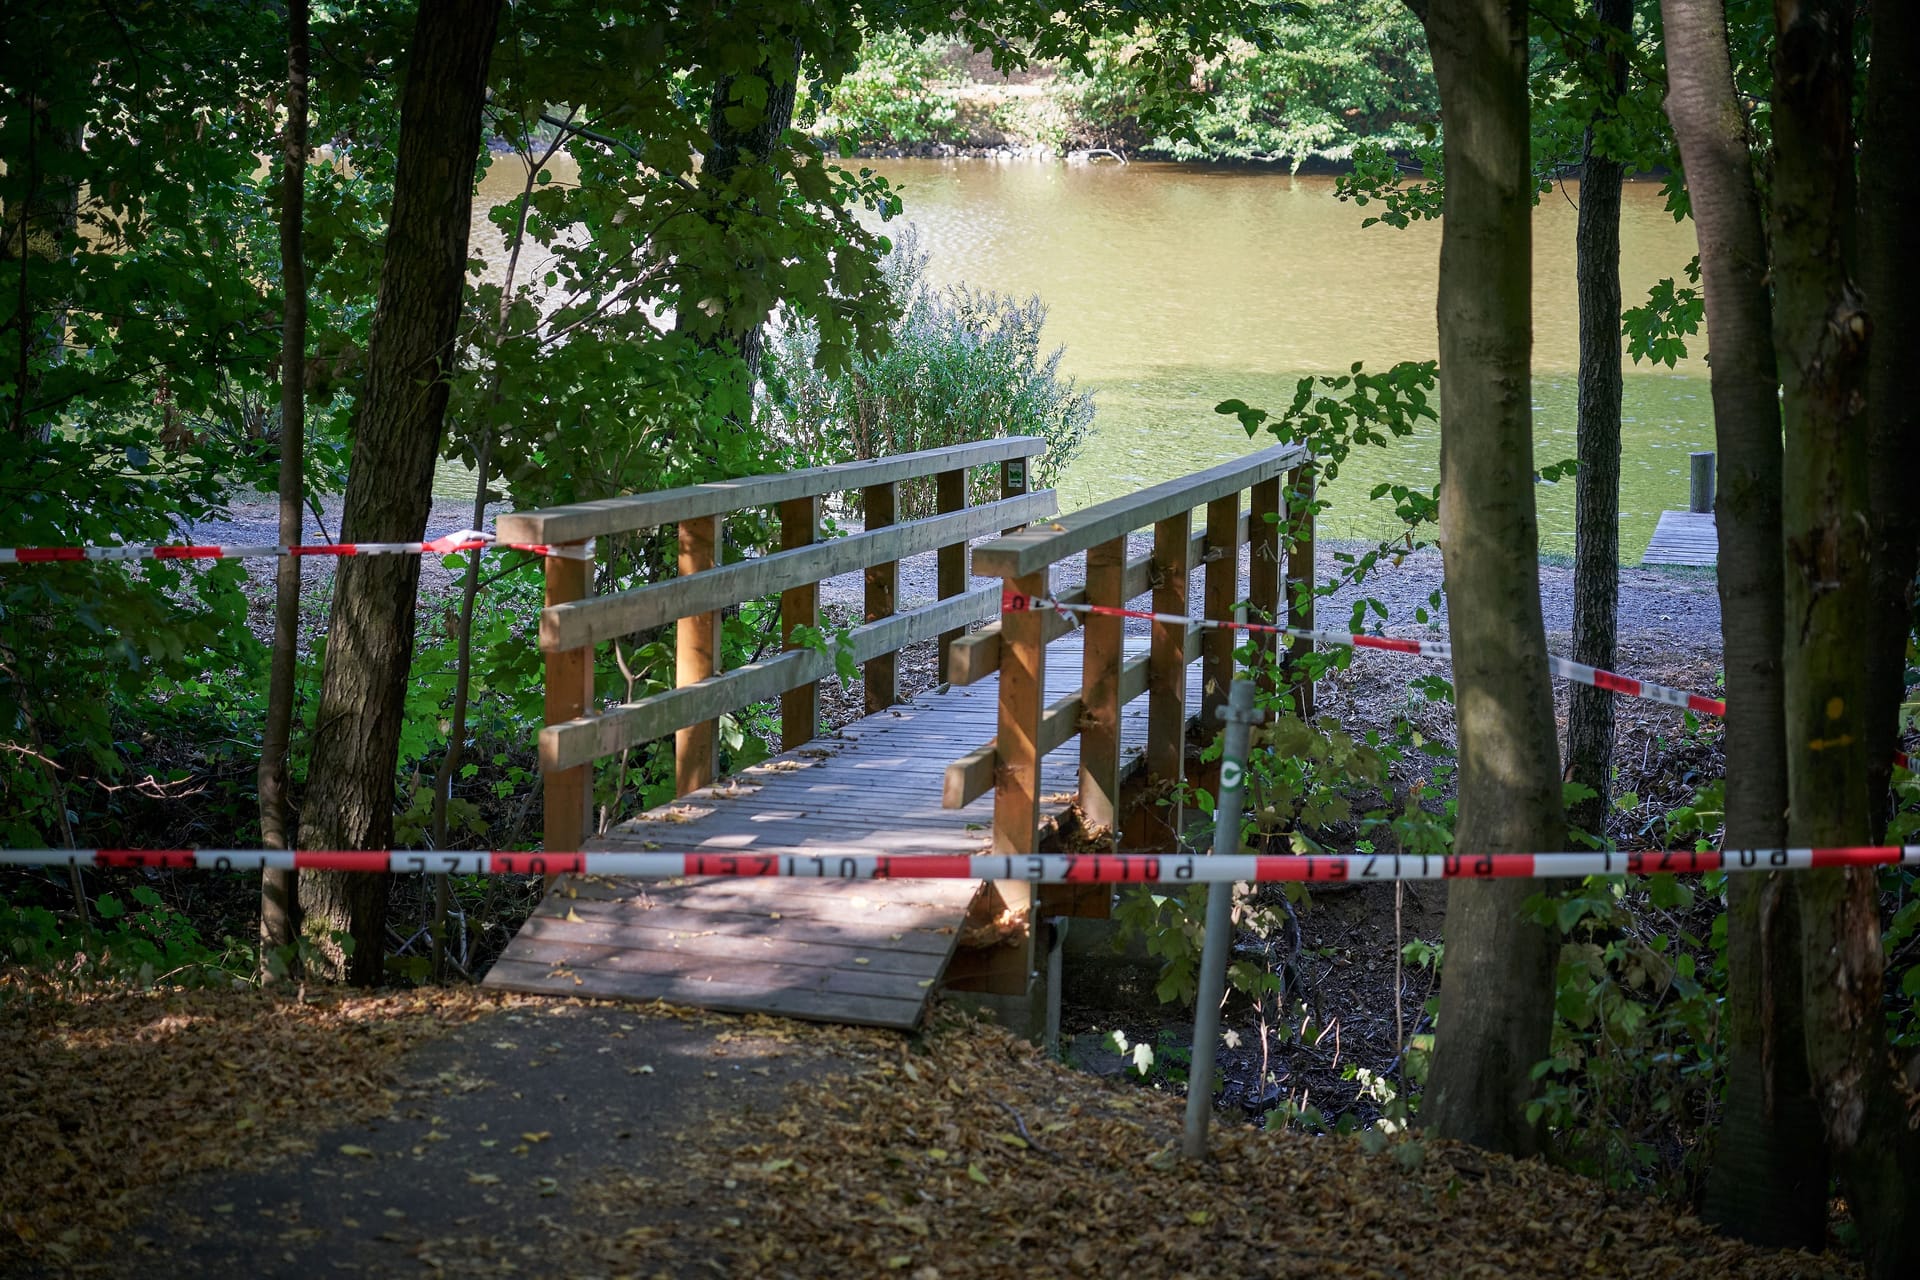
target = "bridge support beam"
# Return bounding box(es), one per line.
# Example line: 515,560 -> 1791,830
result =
1250,475 -> 1282,693
1202,492 -> 1240,728
936,467 -> 968,677
1128,510 -> 1190,848
542,542 -> 594,855
863,481 -> 898,714
1078,536 -> 1127,836
676,515 -> 720,795
992,563 -> 1048,865
778,496 -> 819,751
1285,464 -> 1317,717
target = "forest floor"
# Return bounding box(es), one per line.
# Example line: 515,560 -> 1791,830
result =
0,981 -> 1859,1280
3,501 -> 1789,1275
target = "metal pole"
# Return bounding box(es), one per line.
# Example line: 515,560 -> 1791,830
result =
1045,916 -> 1068,1059
1182,678 -> 1257,1160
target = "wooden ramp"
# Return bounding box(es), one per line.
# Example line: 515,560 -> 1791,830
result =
484,874 -> 976,1029
484,640 -> 1195,1029
1641,510 -> 1717,567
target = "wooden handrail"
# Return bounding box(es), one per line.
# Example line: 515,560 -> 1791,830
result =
945,511 -> 1248,686
541,540 -> 595,860
942,621 -> 1199,809
522,443 -> 1053,854
541,491 -> 1054,653
542,587 -> 999,772
945,446 -> 1317,880
499,437 -> 1046,545
970,440 -> 1307,579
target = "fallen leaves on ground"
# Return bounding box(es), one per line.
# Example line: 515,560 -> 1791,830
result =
0,980 -> 505,1268
0,976 -> 1862,1279
574,1008 -> 1857,1280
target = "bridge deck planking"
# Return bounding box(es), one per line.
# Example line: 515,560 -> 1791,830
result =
483,641 -> 1201,1028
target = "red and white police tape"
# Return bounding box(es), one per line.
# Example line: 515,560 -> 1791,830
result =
1004,591 -> 1732,714
0,530 -> 592,564
2,846 -> 1917,881
1002,591 -> 1920,771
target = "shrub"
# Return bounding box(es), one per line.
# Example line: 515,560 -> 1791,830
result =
761,226 -> 1094,517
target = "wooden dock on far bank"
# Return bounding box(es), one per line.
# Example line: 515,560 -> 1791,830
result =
1641,510 -> 1717,567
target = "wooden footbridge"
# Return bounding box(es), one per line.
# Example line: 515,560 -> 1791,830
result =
482,437 -> 1313,1031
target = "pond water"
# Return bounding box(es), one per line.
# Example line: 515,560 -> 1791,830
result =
468,156 -> 1706,559
856,159 -> 1706,559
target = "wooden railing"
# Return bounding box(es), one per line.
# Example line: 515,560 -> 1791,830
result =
945,440 -> 1314,860
499,438 -> 1057,854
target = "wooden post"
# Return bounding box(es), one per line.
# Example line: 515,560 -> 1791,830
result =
990,562 -> 1049,991
993,443 -> 1036,916
1689,450 -> 1716,514
936,467 -> 967,679
676,515 -> 720,795
1001,455 -> 1029,532
1078,536 -> 1127,835
778,496 -> 819,751
863,481 -> 898,714
1201,493 -> 1240,729
1140,510 -> 1191,842
993,567 -> 1049,858
1249,475 -> 1282,692
1284,464 -> 1315,719
542,542 -> 594,853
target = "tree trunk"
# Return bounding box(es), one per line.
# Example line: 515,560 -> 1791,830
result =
2,83 -> 81,443
1659,0 -> 1824,1248
1414,0 -> 1566,1157
1774,4 -> 1920,1271
672,36 -> 804,385
1565,0 -> 1632,841
295,0 -> 500,986
1861,0 -> 1920,837
258,0 -> 308,983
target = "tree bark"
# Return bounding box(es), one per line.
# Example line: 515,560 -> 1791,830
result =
2,77 -> 81,443
1861,0 -> 1920,837
672,36 -> 805,385
1565,0 -> 1632,841
258,0 -> 308,983
1774,4 -> 1920,1271
1414,0 -> 1566,1157
1658,0 -> 1824,1248
295,0 -> 500,986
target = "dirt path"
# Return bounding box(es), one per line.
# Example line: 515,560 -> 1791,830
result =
130,1004 -> 822,1278
2,986 -> 1850,1280
1,988 -> 870,1279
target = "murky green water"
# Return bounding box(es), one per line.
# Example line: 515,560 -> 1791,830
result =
858,160 -> 1706,559
468,157 -> 1705,558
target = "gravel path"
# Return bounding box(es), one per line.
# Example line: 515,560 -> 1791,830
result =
191,497 -> 1723,671
185,496 -> 509,597
839,529 -> 1723,668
